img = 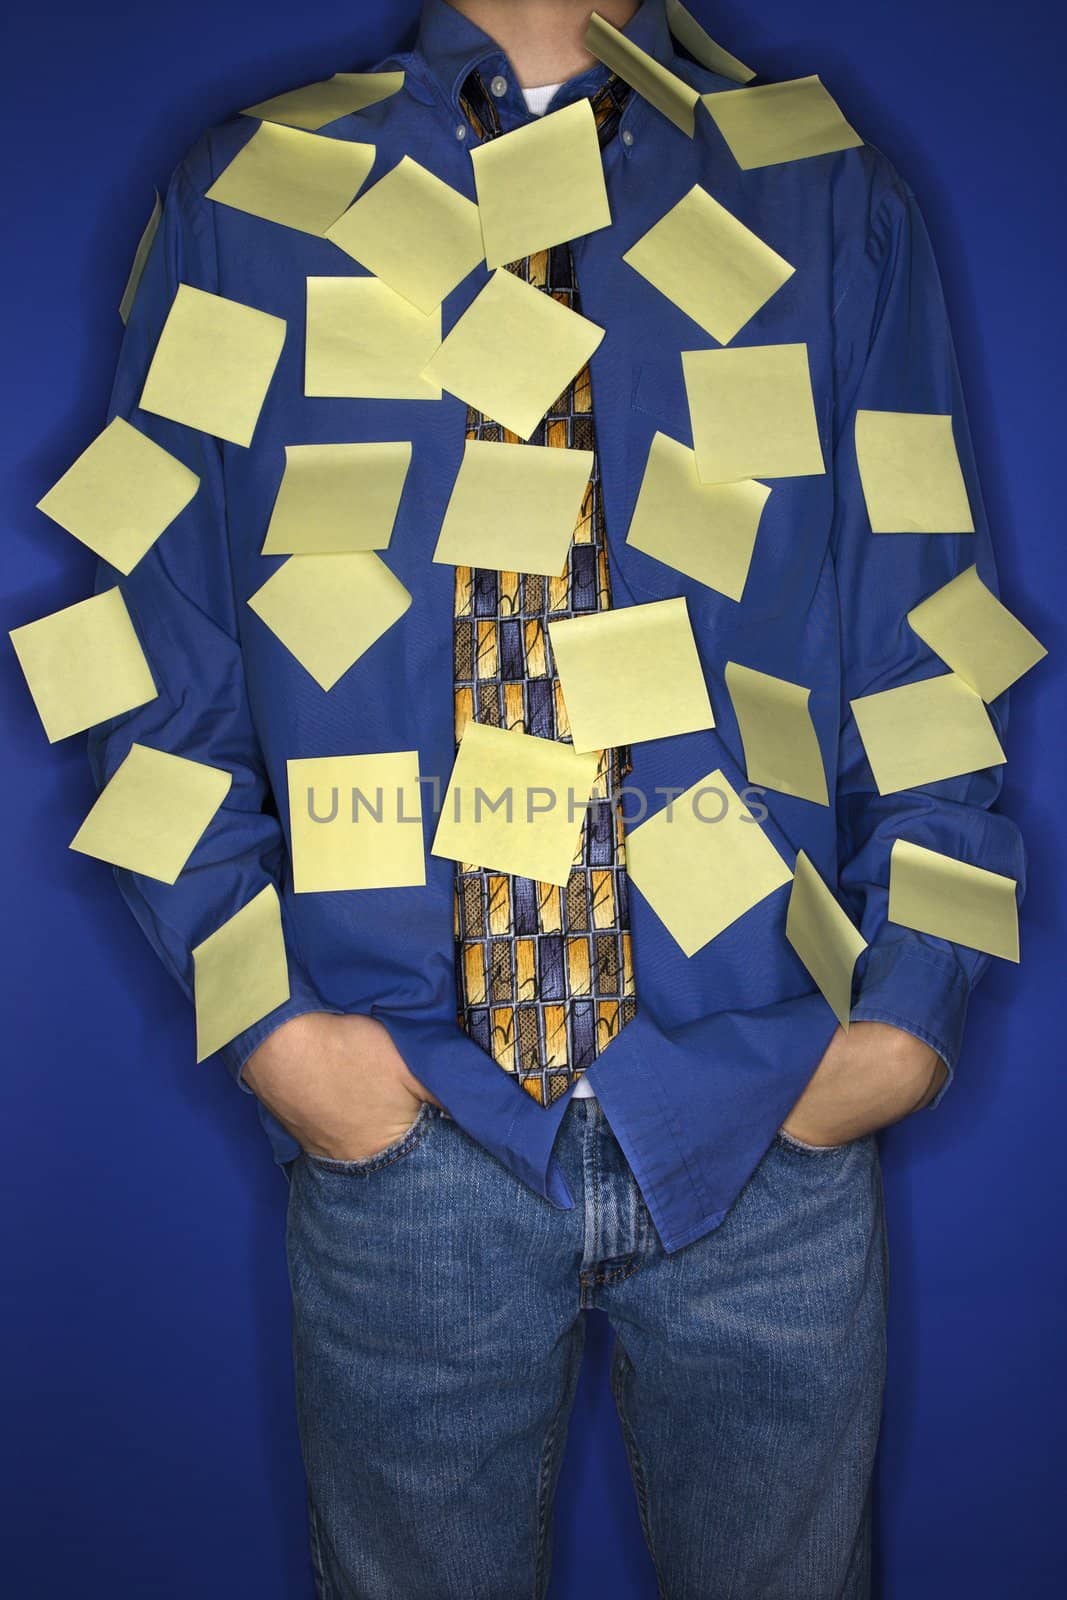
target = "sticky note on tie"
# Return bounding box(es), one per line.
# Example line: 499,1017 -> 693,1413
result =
10,588 -> 156,743
703,75 -> 862,170
432,721 -> 599,888
850,672 -> 1005,795
70,744 -> 231,884
206,122 -> 375,236
288,752 -> 426,891
305,277 -> 442,399
584,12 -> 700,135
422,268 -> 604,441
549,597 -> 714,753
888,838 -> 1019,963
624,185 -> 794,344
786,851 -> 867,1027
855,410 -> 975,533
471,98 -> 612,269
326,156 -> 484,313
432,439 -> 593,576
247,552 -> 411,691
683,343 -> 825,483
36,417 -> 199,575
664,0 -> 755,83
242,70 -> 405,130
626,768 -> 793,956
626,432 -> 769,601
725,661 -> 829,805
261,442 -> 412,554
140,284 -> 286,447
907,565 -> 1046,702
192,885 -> 292,1061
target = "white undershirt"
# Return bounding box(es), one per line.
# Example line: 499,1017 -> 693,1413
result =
520,79 -> 598,1102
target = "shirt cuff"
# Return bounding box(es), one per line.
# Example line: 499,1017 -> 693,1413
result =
849,934 -> 971,1110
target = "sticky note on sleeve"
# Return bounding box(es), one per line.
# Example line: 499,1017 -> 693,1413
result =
888,838 -> 1019,962
786,851 -> 867,1027
192,885 -> 292,1061
907,565 -> 1046,702
849,672 -> 1005,795
855,410 -> 974,533
9,587 -> 157,743
70,744 -> 231,884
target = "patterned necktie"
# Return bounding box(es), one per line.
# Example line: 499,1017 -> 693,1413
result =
452,72 -> 638,1107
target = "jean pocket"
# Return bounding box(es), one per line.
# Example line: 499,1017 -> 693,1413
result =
775,1127 -> 859,1157
300,1099 -> 439,1176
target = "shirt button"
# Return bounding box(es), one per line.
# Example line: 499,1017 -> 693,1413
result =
621,128 -> 635,148
490,74 -> 508,98
455,123 -> 468,140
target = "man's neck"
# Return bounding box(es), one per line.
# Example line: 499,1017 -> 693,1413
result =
445,0 -> 641,88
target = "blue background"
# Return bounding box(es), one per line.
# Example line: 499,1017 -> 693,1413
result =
2,2 -> 1062,1594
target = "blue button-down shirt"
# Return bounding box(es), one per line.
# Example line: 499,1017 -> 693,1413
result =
91,0 -> 1025,1252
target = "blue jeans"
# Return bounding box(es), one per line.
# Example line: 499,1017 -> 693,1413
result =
284,1095 -> 887,1599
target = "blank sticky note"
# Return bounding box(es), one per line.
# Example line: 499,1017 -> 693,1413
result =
549,597 -> 714,753
683,343 -> 825,483
907,565 -> 1047,702
242,70 -> 405,130
726,661 -> 828,805
119,190 -> 162,325
206,122 -> 375,236
261,442 -> 411,554
37,417 -> 199,575
326,156 -> 484,312
10,588 -> 156,743
626,432 -> 769,601
192,885 -> 291,1061
584,12 -> 700,135
626,768 -> 792,956
288,752 -> 426,891
140,284 -> 286,447
664,0 -> 755,83
786,851 -> 867,1027
472,98 -> 611,268
422,268 -> 604,441
247,552 -> 411,690
703,75 -> 862,170
850,672 -> 1005,795
432,721 -> 599,887
855,410 -> 975,533
624,185 -> 793,344
70,743 -> 230,884
888,838 -> 1019,963
432,439 -> 593,576
305,276 -> 442,399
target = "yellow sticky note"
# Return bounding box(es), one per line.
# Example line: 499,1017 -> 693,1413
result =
471,98 -> 612,268
326,156 -> 484,313
549,597 -> 714,753
37,417 -> 199,575
140,284 -> 286,448
855,410 -> 975,533
786,851 -> 867,1027
9,588 -> 156,743
247,551 -> 410,691
70,743 -> 230,884
626,432 -> 769,601
261,442 -> 411,554
431,721 -> 599,888
664,0 -> 755,83
192,885 -> 291,1061
584,12 -> 700,135
242,70 -> 405,130
288,752 -> 426,891
888,838 -> 1019,963
683,343 -> 825,484
432,439 -> 593,576
627,768 -> 793,956
305,277 -> 442,399
703,75 -> 863,170
726,661 -> 829,805
907,566 -> 1047,702
850,672 -> 1005,796
624,185 -> 794,344
119,190 -> 161,325
422,268 -> 604,441
206,122 -> 375,236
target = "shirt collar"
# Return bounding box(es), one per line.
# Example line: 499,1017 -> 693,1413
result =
413,0 -> 674,116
